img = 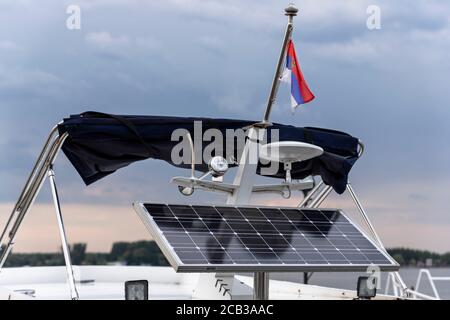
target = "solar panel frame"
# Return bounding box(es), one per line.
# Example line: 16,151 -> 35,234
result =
133,202 -> 399,273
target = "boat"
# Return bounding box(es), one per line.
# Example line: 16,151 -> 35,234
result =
0,4 -> 445,301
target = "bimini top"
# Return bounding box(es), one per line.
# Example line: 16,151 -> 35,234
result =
58,112 -> 360,194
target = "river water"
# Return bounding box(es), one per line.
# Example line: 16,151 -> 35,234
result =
268,268 -> 450,299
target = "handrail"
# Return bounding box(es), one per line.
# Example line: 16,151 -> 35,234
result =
385,269 -> 448,300
414,269 -> 450,300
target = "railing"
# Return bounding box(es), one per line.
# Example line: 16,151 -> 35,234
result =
384,272 -> 411,299
414,269 -> 450,300
385,269 -> 450,300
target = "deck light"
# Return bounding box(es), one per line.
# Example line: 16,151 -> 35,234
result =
356,276 -> 377,300
125,280 -> 148,300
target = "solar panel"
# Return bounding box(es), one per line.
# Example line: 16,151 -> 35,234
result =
134,203 -> 399,272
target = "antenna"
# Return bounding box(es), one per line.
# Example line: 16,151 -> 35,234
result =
262,3 -> 298,124
285,3 -> 299,19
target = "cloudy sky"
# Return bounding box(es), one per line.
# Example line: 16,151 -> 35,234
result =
0,0 -> 449,253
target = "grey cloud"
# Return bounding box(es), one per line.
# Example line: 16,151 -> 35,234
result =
408,193 -> 428,201
0,40 -> 19,50
0,67 -> 63,94
85,31 -> 130,48
196,35 -> 226,56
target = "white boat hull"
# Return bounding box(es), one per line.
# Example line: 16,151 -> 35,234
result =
0,266 -> 398,300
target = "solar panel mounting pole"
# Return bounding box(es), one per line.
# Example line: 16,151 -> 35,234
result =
254,271 -> 269,300
262,3 -> 298,125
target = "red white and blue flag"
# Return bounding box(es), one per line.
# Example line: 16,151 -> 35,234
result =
282,40 -> 315,110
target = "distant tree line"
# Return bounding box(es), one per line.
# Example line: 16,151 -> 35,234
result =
5,241 -> 169,267
387,248 -> 450,267
4,242 -> 449,268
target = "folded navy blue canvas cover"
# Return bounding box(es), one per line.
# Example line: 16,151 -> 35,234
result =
58,112 -> 360,194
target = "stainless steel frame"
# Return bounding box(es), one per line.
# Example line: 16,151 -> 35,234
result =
0,126 -> 65,267
298,141 -> 365,210
298,180 -> 324,207
0,127 -> 79,299
307,185 -> 333,209
297,140 -> 409,296
48,167 -> 79,300
346,182 -> 408,294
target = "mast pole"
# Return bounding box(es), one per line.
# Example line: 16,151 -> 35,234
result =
250,4 -> 299,301
262,4 -> 298,124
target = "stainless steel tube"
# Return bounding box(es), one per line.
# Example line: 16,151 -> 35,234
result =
298,180 -> 324,207
253,272 -> 269,300
48,167 -> 79,300
0,131 -> 68,270
308,185 -> 333,208
262,5 -> 298,123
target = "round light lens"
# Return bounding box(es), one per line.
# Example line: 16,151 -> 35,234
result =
209,156 -> 228,177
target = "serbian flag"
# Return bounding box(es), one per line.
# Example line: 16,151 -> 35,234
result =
282,40 -> 315,110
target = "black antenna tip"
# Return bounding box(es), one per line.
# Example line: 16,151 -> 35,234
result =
285,3 -> 298,16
